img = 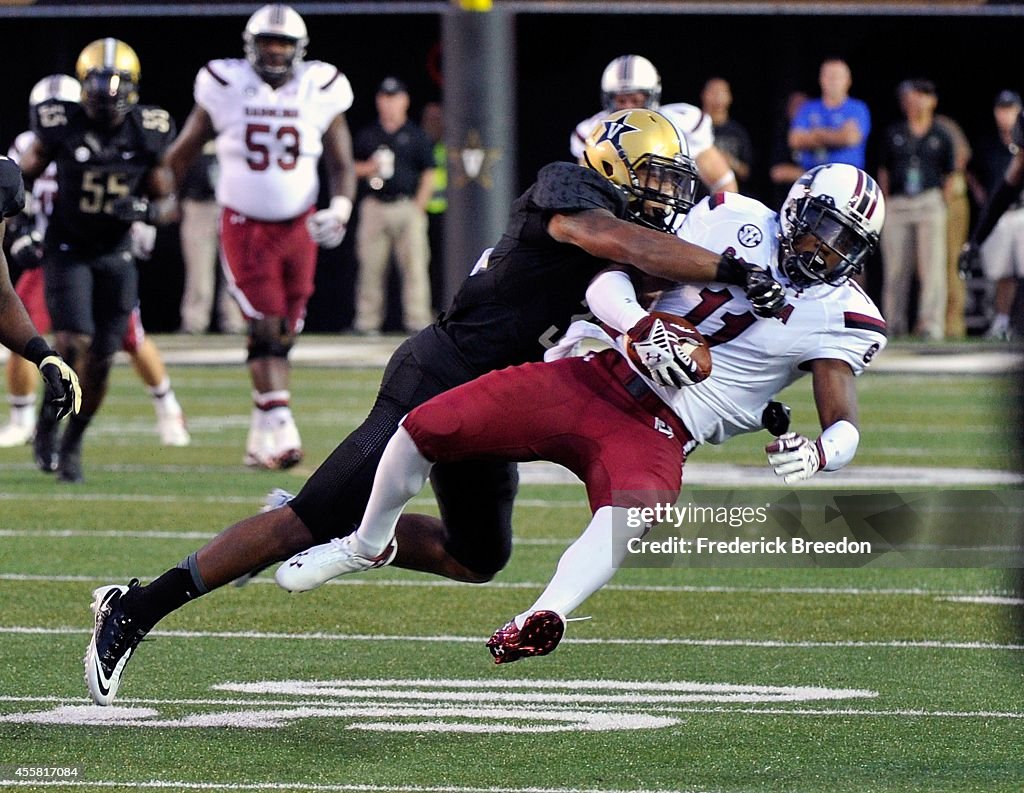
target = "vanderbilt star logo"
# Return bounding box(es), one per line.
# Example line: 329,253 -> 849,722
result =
449,129 -> 502,189
596,114 -> 640,147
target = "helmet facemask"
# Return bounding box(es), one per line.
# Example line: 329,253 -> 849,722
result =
81,70 -> 137,128
625,154 -> 699,233
780,197 -> 876,288
244,33 -> 304,86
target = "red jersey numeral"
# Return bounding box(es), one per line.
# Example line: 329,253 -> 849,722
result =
682,287 -> 757,347
245,123 -> 302,171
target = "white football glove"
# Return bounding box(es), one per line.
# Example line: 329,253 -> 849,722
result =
129,221 -> 157,261
626,315 -> 702,389
765,432 -> 823,484
306,196 -> 353,249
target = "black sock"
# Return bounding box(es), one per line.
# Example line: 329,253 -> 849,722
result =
60,413 -> 91,452
120,566 -> 206,630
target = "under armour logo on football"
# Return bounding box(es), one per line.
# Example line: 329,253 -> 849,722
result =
597,115 -> 640,148
654,418 -> 674,438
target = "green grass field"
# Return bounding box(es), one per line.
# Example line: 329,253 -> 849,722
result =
0,340 -> 1021,793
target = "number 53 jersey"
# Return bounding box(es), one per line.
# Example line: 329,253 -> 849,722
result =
31,100 -> 175,252
650,191 -> 887,446
195,58 -> 353,222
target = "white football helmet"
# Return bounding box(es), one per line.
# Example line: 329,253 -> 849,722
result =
243,4 -> 308,83
29,74 -> 81,108
779,164 -> 885,288
601,55 -> 661,112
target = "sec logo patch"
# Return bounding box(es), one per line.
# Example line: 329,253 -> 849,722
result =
737,224 -> 763,247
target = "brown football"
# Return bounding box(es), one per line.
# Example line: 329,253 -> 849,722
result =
625,310 -> 713,385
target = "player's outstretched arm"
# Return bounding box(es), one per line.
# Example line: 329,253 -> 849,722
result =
549,209 -> 785,317
765,358 -> 859,484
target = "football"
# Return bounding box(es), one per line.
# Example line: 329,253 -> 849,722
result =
625,311 -> 712,386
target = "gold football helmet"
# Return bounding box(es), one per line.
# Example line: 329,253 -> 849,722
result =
582,109 -> 699,232
75,38 -> 140,127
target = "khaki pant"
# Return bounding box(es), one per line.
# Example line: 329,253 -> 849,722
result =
179,199 -> 244,334
355,197 -> 432,333
881,188 -> 947,339
944,175 -> 969,339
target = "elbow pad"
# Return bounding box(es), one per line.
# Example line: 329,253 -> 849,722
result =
819,420 -> 860,471
585,270 -> 648,333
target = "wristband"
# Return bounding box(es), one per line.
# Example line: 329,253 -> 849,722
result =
329,195 -> 354,224
710,169 -> 737,192
714,251 -> 749,286
22,335 -> 55,366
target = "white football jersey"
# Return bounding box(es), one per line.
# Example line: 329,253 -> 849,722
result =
8,130 -> 58,233
570,102 -> 714,162
195,59 -> 353,221
633,192 -> 887,445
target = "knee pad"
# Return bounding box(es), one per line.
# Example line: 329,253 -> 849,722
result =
246,318 -> 294,362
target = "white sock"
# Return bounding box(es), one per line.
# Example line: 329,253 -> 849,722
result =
149,378 -> 182,418
516,506 -> 633,628
254,390 -> 291,430
8,395 -> 36,427
991,313 -> 1011,333
354,426 -> 432,557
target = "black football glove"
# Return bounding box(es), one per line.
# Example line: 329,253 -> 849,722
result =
8,229 -> 45,271
0,156 -> 26,218
762,401 -> 792,436
957,242 -> 980,279
109,195 -> 152,223
716,252 -> 787,318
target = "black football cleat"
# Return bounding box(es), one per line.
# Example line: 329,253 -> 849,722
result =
84,580 -> 149,705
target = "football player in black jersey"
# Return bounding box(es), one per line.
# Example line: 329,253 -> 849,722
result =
959,106 -> 1024,340
0,157 -> 80,422
19,39 -> 177,483
84,108 -> 786,705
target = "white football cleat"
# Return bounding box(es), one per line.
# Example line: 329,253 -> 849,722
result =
157,413 -> 191,447
244,427 -> 277,469
271,416 -> 303,470
276,534 -> 398,592
0,420 -> 34,447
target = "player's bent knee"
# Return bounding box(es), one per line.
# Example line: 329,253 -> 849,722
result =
246,318 -> 294,361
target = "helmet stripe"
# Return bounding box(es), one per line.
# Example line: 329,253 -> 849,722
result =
103,38 -> 117,69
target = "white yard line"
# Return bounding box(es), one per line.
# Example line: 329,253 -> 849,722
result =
2,625 -> 1020,651
0,572 -> 1015,599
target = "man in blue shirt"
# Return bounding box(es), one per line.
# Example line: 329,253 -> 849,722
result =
788,59 -> 871,170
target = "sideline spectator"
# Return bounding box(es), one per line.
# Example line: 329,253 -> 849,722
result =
352,77 -> 435,336
700,77 -> 754,191
789,59 -> 871,170
420,101 -> 447,314
769,90 -> 809,207
934,112 -> 972,339
878,79 -> 955,339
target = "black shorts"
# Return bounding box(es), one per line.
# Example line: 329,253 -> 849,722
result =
289,325 -> 518,576
44,242 -> 138,359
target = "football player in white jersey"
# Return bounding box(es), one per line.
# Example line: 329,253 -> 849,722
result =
163,3 -> 356,469
570,54 -> 738,194
274,163 -> 886,666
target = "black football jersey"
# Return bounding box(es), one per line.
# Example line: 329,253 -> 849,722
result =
32,101 -> 175,252
439,162 -> 629,373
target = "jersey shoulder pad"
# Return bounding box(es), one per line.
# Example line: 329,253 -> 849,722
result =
30,100 -> 79,144
532,161 -> 625,214
195,59 -> 244,106
0,156 -> 26,218
129,104 -> 177,154
571,111 -> 606,158
9,130 -> 36,162
303,60 -> 354,113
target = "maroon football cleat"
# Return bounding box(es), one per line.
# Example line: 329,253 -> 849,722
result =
486,610 -> 565,664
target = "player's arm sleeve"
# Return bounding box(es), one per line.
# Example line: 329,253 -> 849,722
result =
799,320 -> 887,379
193,63 -> 228,121
532,161 -> 625,215
317,65 -> 355,116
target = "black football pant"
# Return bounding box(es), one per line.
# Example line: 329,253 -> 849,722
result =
289,325 -> 517,578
